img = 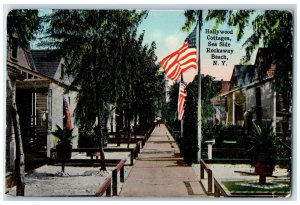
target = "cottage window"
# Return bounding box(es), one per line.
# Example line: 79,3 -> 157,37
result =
60,64 -> 65,79
11,37 -> 18,59
27,73 -> 33,79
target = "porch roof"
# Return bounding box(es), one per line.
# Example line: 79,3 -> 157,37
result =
7,61 -> 77,91
232,65 -> 255,88
16,79 -> 51,90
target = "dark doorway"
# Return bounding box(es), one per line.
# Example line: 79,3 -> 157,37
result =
255,87 -> 262,125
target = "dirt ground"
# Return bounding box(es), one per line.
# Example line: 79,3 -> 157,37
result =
192,163 -> 290,181
5,152 -> 133,197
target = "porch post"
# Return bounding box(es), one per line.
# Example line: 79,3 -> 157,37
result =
273,91 -> 277,133
112,105 -> 116,132
232,92 -> 236,125
46,89 -> 52,158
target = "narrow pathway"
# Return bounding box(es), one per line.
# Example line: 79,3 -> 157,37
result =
119,124 -> 206,197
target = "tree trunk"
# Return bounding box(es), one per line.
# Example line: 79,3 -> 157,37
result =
259,175 -> 266,184
8,78 -> 25,196
12,105 -> 25,196
134,112 -> 138,139
97,112 -> 106,171
93,42 -> 106,171
127,117 -> 131,148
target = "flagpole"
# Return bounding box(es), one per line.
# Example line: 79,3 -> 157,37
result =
197,10 -> 203,162
180,74 -> 184,139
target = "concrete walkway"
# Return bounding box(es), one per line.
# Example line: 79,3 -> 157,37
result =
119,124 -> 206,197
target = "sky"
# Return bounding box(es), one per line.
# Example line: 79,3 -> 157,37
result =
32,9 -> 259,83
136,10 -> 258,83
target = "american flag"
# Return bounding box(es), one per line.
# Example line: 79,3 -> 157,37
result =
160,26 -> 197,81
63,97 -> 72,131
178,83 -> 187,120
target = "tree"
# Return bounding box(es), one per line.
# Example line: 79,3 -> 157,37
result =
183,10 -> 292,166
114,29 -> 164,139
131,41 -> 164,131
166,75 -> 221,164
183,10 -> 293,98
41,10 -> 152,170
7,9 -> 40,47
7,9 -> 41,196
184,75 -> 221,163
164,82 -> 180,131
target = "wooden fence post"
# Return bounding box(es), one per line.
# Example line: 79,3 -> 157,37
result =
130,150 -> 134,165
106,183 -> 111,197
112,169 -> 118,196
62,162 -> 65,173
208,169 -> 212,193
214,183 -> 220,197
120,166 -> 125,182
200,162 -> 204,179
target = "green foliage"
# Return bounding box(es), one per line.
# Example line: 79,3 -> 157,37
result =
201,122 -> 216,143
206,10 -> 293,95
166,75 -> 221,163
51,124 -> 76,146
223,181 -> 290,195
7,9 -> 41,48
183,10 -> 293,96
183,75 -> 221,162
220,124 -> 239,141
6,9 -> 41,195
182,10 -> 199,32
245,122 -> 278,165
164,82 -> 180,131
78,127 -> 99,148
245,121 -> 291,170
116,34 -> 164,129
40,10 -> 163,134
183,74 -> 221,127
202,123 -> 242,149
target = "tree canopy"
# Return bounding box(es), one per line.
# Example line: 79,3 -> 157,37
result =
183,10 -> 293,95
40,10 -> 164,162
7,9 -> 40,47
7,9 -> 41,196
165,75 -> 221,164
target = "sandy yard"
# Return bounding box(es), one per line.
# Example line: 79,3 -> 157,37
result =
192,163 -> 290,181
6,151 -> 133,197
192,163 -> 291,197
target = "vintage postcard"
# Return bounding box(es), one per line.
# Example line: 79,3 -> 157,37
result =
4,7 -> 293,199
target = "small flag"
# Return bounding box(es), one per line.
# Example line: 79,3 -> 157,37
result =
160,25 -> 197,81
63,97 -> 72,131
178,83 -> 187,120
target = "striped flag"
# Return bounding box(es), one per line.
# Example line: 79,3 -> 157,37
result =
160,26 -> 197,81
63,97 -> 72,131
178,83 -> 187,120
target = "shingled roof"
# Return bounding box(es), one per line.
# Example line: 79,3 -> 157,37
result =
220,81 -> 230,94
210,81 -> 230,106
232,65 -> 255,88
254,48 -> 276,78
31,50 -> 61,78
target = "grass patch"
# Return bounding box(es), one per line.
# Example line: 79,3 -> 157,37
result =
222,180 -> 291,195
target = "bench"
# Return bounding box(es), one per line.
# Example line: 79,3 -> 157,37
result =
107,137 -> 146,148
51,147 -> 137,166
